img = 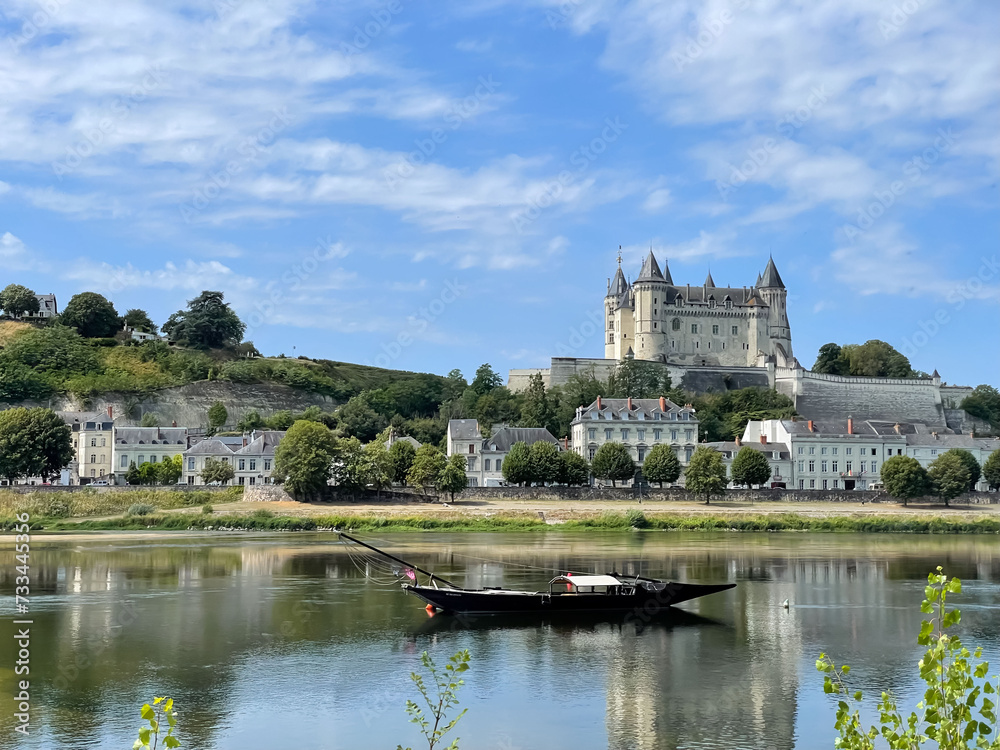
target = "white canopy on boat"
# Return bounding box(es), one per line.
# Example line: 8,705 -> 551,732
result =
551,575 -> 622,588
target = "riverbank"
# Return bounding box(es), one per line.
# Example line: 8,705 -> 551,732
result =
6,496 -> 1000,534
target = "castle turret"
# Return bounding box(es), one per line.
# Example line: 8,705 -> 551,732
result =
757,256 -> 793,365
605,253 -> 631,359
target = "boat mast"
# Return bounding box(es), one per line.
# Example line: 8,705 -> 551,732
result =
336,530 -> 461,589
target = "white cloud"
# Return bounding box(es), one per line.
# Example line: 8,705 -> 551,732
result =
0,231 -> 48,271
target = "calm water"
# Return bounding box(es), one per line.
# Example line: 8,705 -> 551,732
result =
2,531 -> 1000,750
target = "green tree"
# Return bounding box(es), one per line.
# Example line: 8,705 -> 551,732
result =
0,324 -> 98,376
137,462 -> 159,485
155,455 -> 183,485
332,436 -> 365,489
591,442 -> 635,488
519,373 -> 556,434
605,357 -> 671,399
551,369 -> 605,439
60,292 -> 120,338
207,401 -> 228,435
123,308 -> 158,334
139,413 -> 159,427
442,368 -> 468,403
273,420 -> 338,499
880,455 -> 930,506
642,444 -> 681,488
684,446 -> 728,504
984,449 -> 1000,491
237,409 -> 265,432
470,363 -> 503,396
472,388 -> 520,434
812,342 -> 849,375
928,451 -> 971,506
266,410 -> 295,430
162,290 -> 246,349
840,340 -> 914,378
336,393 -> 388,442
437,454 -> 468,501
0,407 -> 73,483
388,440 -> 417,485
528,441 -> 562,486
938,448 -> 981,492
0,284 -> 40,319
124,461 -> 141,485
200,457 -> 235,485
0,360 -> 53,401
558,451 -> 591,486
356,441 -> 393,495
407,444 -> 447,498
960,385 -> 1000,432
501,441 -> 532,486
818,568 -> 1000,750
730,446 -> 772,488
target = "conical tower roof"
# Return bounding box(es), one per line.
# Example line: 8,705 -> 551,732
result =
759,256 -> 785,289
755,272 -> 763,288
637,250 -> 664,281
704,271 -> 716,288
661,256 -> 674,285
608,256 -> 629,297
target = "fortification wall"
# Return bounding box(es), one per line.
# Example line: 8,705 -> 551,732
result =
775,368 -> 946,427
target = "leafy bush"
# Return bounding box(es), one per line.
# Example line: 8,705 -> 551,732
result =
127,503 -> 155,516
43,500 -> 71,518
202,504 -> 213,514
625,509 -> 648,529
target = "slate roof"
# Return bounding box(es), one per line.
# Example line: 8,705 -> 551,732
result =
609,263 -> 629,297
575,397 -> 697,422
448,419 -> 482,441
637,250 -> 664,281
115,427 -> 188,446
235,431 -> 285,456
704,271 -> 716,288
185,438 -> 237,456
706,441 -> 790,458
759,257 -> 785,289
482,427 -> 560,453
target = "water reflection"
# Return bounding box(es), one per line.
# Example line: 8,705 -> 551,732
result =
0,532 -> 998,749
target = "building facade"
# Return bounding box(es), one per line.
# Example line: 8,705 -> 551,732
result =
113,427 -> 189,479
704,438 -> 793,488
61,409 -> 116,483
570,396 -> 699,483
446,420 -> 561,487
21,293 -> 58,320
182,430 -> 284,486
605,252 -> 793,368
744,418 -> 999,491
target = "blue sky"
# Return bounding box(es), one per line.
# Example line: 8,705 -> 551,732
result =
1,0 -> 997,386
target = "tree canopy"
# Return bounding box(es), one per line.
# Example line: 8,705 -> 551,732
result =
811,340 -> 915,379
730,446 -> 772,488
0,407 -> 73,483
273,420 -> 338,499
528,441 -> 562,486
501,442 -> 532,486
605,357 -> 672,399
880,455 -> 929,506
437,454 -> 468,501
684,446 -> 728,504
407,444 -> 447,497
983,449 -> 1000,491
123,308 -> 158,334
812,343 -> 849,376
388,439 -> 417,485
162,291 -> 245,349
927,452 -> 971,506
0,284 -> 39,319
591,442 -> 635,487
200,457 -> 235,485
558,451 -> 591,486
642,444 -> 681,487
60,292 -> 121,338
938,449 -> 980,492
960,385 -> 1000,433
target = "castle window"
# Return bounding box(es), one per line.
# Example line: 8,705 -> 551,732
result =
672,318 -> 680,331
732,326 -> 738,335
671,340 -> 676,349
653,323 -> 657,329
691,324 -> 697,334
695,341 -> 699,349
675,296 -> 682,306
712,325 -> 719,335
654,298 -> 657,304
707,341 -> 711,349
722,342 -> 726,349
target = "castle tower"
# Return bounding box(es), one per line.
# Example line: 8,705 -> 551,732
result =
756,256 -> 793,366
605,253 -> 631,359
632,249 -> 671,360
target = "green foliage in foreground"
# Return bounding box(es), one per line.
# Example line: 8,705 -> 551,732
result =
15,511 -> 1000,535
398,650 -> 471,750
133,696 -> 180,749
818,567 -> 1000,749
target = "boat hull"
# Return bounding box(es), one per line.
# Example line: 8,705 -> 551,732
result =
403,581 -> 735,615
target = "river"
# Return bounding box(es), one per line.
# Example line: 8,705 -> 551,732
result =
2,531 -> 999,749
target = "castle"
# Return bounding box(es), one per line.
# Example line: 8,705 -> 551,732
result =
604,251 -> 794,368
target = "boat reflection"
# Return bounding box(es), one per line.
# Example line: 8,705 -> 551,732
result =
414,606 -> 727,635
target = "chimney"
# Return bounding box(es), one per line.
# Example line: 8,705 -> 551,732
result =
172,420 -> 177,428
596,395 -> 602,410
807,420 -> 814,432
847,416 -> 853,435
627,397 -> 633,410
735,436 -> 742,447
759,434 -> 767,444
243,437 -> 248,447
893,423 -> 901,434
107,405 -> 113,419
659,396 -> 667,412
932,432 -> 938,440
563,437 -> 569,450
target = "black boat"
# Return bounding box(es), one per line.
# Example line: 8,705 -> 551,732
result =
337,530 -> 735,616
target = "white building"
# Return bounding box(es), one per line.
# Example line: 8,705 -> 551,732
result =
704,437 -> 793,488
446,420 -> 561,487
744,418 -> 999,491
182,430 -> 285,486
113,427 -> 189,481
21,293 -> 58,320
570,396 -> 699,468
